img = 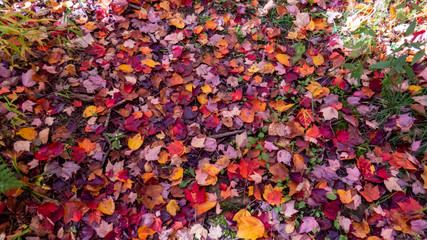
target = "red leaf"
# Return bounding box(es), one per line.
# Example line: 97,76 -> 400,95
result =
296,108 -> 314,129
185,183 -> 207,203
86,42 -> 106,57
37,202 -> 63,222
232,90 -> 243,102
167,140 -> 184,157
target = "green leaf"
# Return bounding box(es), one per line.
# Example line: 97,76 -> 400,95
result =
248,136 -> 257,145
411,50 -> 425,65
410,2 -> 422,12
405,20 -> 416,36
353,26 -> 375,37
395,2 -> 407,9
393,55 -> 407,71
405,65 -> 415,78
326,193 -> 337,200
178,179 -> 192,188
261,152 -> 269,162
370,60 -> 392,69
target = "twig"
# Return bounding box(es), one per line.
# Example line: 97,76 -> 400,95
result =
69,93 -> 94,102
210,129 -> 245,139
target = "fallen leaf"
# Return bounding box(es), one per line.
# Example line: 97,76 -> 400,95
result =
359,183 -> 380,202
235,216 -> 265,240
97,197 -> 115,215
166,200 -> 180,216
128,133 -> 144,150
18,128 -> 37,140
276,54 -> 290,67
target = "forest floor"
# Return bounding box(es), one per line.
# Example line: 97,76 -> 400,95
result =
0,0 -> 427,239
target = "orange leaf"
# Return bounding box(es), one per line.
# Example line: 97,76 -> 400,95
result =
276,54 -> 290,66
18,128 -> 37,140
235,216 -> 265,240
193,201 -> 217,215
337,189 -> 354,204
78,138 -> 96,153
169,73 -> 184,86
300,63 -> 315,75
269,99 -> 294,112
251,99 -> 267,112
296,108 -> 314,129
422,165 -> 427,190
239,108 -> 255,123
352,220 -> 370,238
137,225 -> 156,240
359,183 -> 380,202
293,154 -> 307,171
97,197 -> 115,215
205,20 -> 217,30
128,133 -> 144,150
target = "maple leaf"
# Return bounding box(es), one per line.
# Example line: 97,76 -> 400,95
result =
359,183 -> 380,202
185,183 -> 207,203
296,108 -> 314,129
276,54 -> 290,66
263,184 -> 284,205
78,138 -> 96,153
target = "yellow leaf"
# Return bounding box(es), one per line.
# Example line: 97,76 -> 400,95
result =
233,209 -> 251,221
306,81 -> 329,98
18,128 -> 37,140
311,53 -> 324,66
170,167 -> 183,181
201,84 -> 212,94
97,197 -> 115,215
82,105 -> 97,118
276,54 -> 290,67
141,59 -> 160,68
166,200 -> 180,216
235,216 -> 265,240
128,133 -> 144,150
118,64 -> 133,73
170,17 -> 185,29
247,64 -> 260,73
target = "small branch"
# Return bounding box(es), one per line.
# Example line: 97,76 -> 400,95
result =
210,129 -> 245,139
